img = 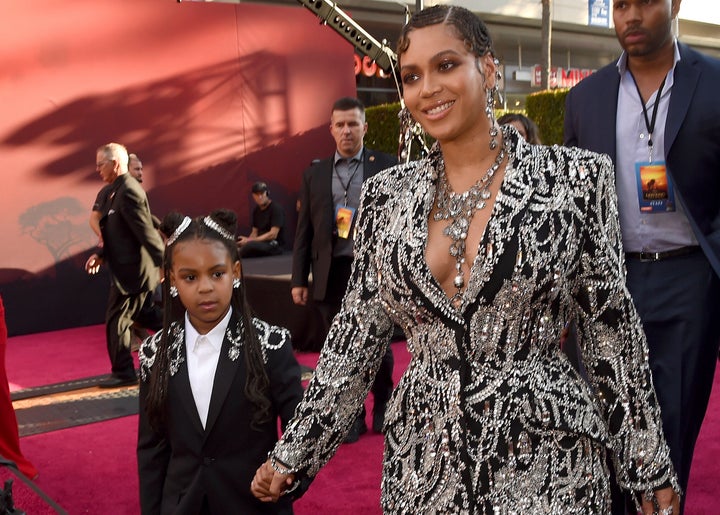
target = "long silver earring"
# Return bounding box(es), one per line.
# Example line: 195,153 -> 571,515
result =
494,60 -> 504,104
486,86 -> 498,150
233,277 -> 240,289
398,106 -> 414,163
398,103 -> 429,164
169,285 -> 178,298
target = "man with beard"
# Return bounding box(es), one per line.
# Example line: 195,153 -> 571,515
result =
564,1 -> 720,511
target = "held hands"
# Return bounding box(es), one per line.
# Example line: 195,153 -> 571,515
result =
237,236 -> 250,247
641,486 -> 680,515
250,459 -> 295,502
85,254 -> 103,275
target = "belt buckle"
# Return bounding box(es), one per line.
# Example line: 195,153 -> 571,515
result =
639,251 -> 660,262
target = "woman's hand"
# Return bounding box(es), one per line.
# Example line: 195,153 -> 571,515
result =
641,486 -> 680,515
250,459 -> 296,502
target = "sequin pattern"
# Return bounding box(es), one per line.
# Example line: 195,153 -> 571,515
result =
139,317 -> 290,381
272,128 -> 678,513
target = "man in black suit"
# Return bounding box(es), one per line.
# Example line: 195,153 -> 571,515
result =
291,97 -> 396,443
85,143 -> 164,388
89,152 -> 163,344
564,0 -> 720,510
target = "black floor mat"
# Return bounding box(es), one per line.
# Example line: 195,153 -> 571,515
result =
14,387 -> 138,437
12,365 -> 315,437
11,374 -> 119,402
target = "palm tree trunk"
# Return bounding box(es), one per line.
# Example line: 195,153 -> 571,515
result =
541,0 -> 553,89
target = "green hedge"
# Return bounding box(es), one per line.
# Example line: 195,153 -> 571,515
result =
366,102 -> 434,160
525,88 -> 569,145
365,102 -> 402,156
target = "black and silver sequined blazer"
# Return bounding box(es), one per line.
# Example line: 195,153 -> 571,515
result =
272,128 -> 678,513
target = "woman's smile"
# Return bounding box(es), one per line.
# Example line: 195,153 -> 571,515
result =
424,100 -> 455,118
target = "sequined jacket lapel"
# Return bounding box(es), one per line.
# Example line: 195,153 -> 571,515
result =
139,316 -> 246,435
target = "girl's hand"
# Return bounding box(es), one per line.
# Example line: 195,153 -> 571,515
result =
641,486 -> 680,515
250,459 -> 295,502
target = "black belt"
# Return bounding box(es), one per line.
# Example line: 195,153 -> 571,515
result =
625,245 -> 700,262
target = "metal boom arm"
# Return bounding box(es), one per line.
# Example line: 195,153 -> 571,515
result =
295,1 -> 429,162
294,0 -> 398,74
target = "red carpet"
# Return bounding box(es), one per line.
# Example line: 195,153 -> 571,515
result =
6,324 -> 719,514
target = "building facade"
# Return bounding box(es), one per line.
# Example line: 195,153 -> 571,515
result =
336,0 -> 720,108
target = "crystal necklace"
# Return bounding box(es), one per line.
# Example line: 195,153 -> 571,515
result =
433,133 -> 509,306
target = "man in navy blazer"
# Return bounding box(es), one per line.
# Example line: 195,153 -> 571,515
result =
291,97 -> 396,443
564,0 -> 720,509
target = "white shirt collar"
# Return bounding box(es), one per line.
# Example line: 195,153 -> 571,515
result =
184,307 -> 233,352
617,38 -> 681,75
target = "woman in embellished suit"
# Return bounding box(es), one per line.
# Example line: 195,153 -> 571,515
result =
253,5 -> 680,514
137,210 -> 304,515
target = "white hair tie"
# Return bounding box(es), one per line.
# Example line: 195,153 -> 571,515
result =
203,216 -> 234,241
166,216 -> 192,247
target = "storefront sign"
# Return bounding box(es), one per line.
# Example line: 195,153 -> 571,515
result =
532,65 -> 595,88
589,0 -> 610,27
353,54 -> 392,79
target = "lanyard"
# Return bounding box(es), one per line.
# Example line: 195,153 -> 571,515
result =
629,70 -> 666,162
334,151 -> 363,206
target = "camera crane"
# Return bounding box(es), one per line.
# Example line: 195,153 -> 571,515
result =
294,0 -> 397,74
294,0 -> 429,161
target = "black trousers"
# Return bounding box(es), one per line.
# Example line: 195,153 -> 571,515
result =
563,250 -> 720,514
105,281 -> 150,379
134,286 -> 163,332
589,251 -> 720,515
625,252 -> 720,512
316,256 -> 394,410
239,240 -> 282,258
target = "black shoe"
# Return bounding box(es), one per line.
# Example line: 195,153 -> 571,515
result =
343,417 -> 368,444
98,375 -> 138,388
373,403 -> 386,433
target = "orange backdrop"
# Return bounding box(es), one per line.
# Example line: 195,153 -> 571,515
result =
0,0 -> 355,335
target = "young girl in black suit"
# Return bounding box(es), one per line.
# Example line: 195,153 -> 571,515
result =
137,209 -> 304,514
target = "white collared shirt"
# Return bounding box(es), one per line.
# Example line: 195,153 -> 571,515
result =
615,40 -> 698,252
184,308 -> 231,428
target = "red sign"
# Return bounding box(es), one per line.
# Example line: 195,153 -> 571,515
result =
353,54 -> 392,79
532,65 -> 595,88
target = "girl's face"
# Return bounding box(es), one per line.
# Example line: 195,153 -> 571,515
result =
399,23 -> 495,145
170,238 -> 240,334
